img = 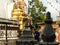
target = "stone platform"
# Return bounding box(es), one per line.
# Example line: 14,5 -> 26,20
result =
16,28 -> 37,45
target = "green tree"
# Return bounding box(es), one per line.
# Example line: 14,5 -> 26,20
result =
28,0 -> 46,25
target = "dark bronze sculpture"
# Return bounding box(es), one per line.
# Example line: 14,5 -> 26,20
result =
42,12 -> 56,42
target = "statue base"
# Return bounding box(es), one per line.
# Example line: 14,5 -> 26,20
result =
39,42 -> 59,45
16,28 -> 37,45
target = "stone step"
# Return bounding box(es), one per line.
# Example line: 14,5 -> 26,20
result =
39,42 -> 59,45
20,35 -> 33,38
23,30 -> 32,35
20,38 -> 34,40
16,39 -> 37,45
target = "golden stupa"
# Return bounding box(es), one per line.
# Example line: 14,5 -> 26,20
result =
11,0 -> 31,30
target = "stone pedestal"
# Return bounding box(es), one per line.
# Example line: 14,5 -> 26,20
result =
16,27 -> 37,45
39,42 -> 59,45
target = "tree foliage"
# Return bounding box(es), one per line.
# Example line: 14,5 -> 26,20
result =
28,0 -> 46,25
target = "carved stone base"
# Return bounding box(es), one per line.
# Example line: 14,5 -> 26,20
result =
39,42 -> 59,45
16,28 -> 37,45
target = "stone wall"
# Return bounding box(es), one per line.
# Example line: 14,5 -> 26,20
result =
0,0 -> 8,18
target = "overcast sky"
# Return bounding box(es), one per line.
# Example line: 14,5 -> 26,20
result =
39,0 -> 60,21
